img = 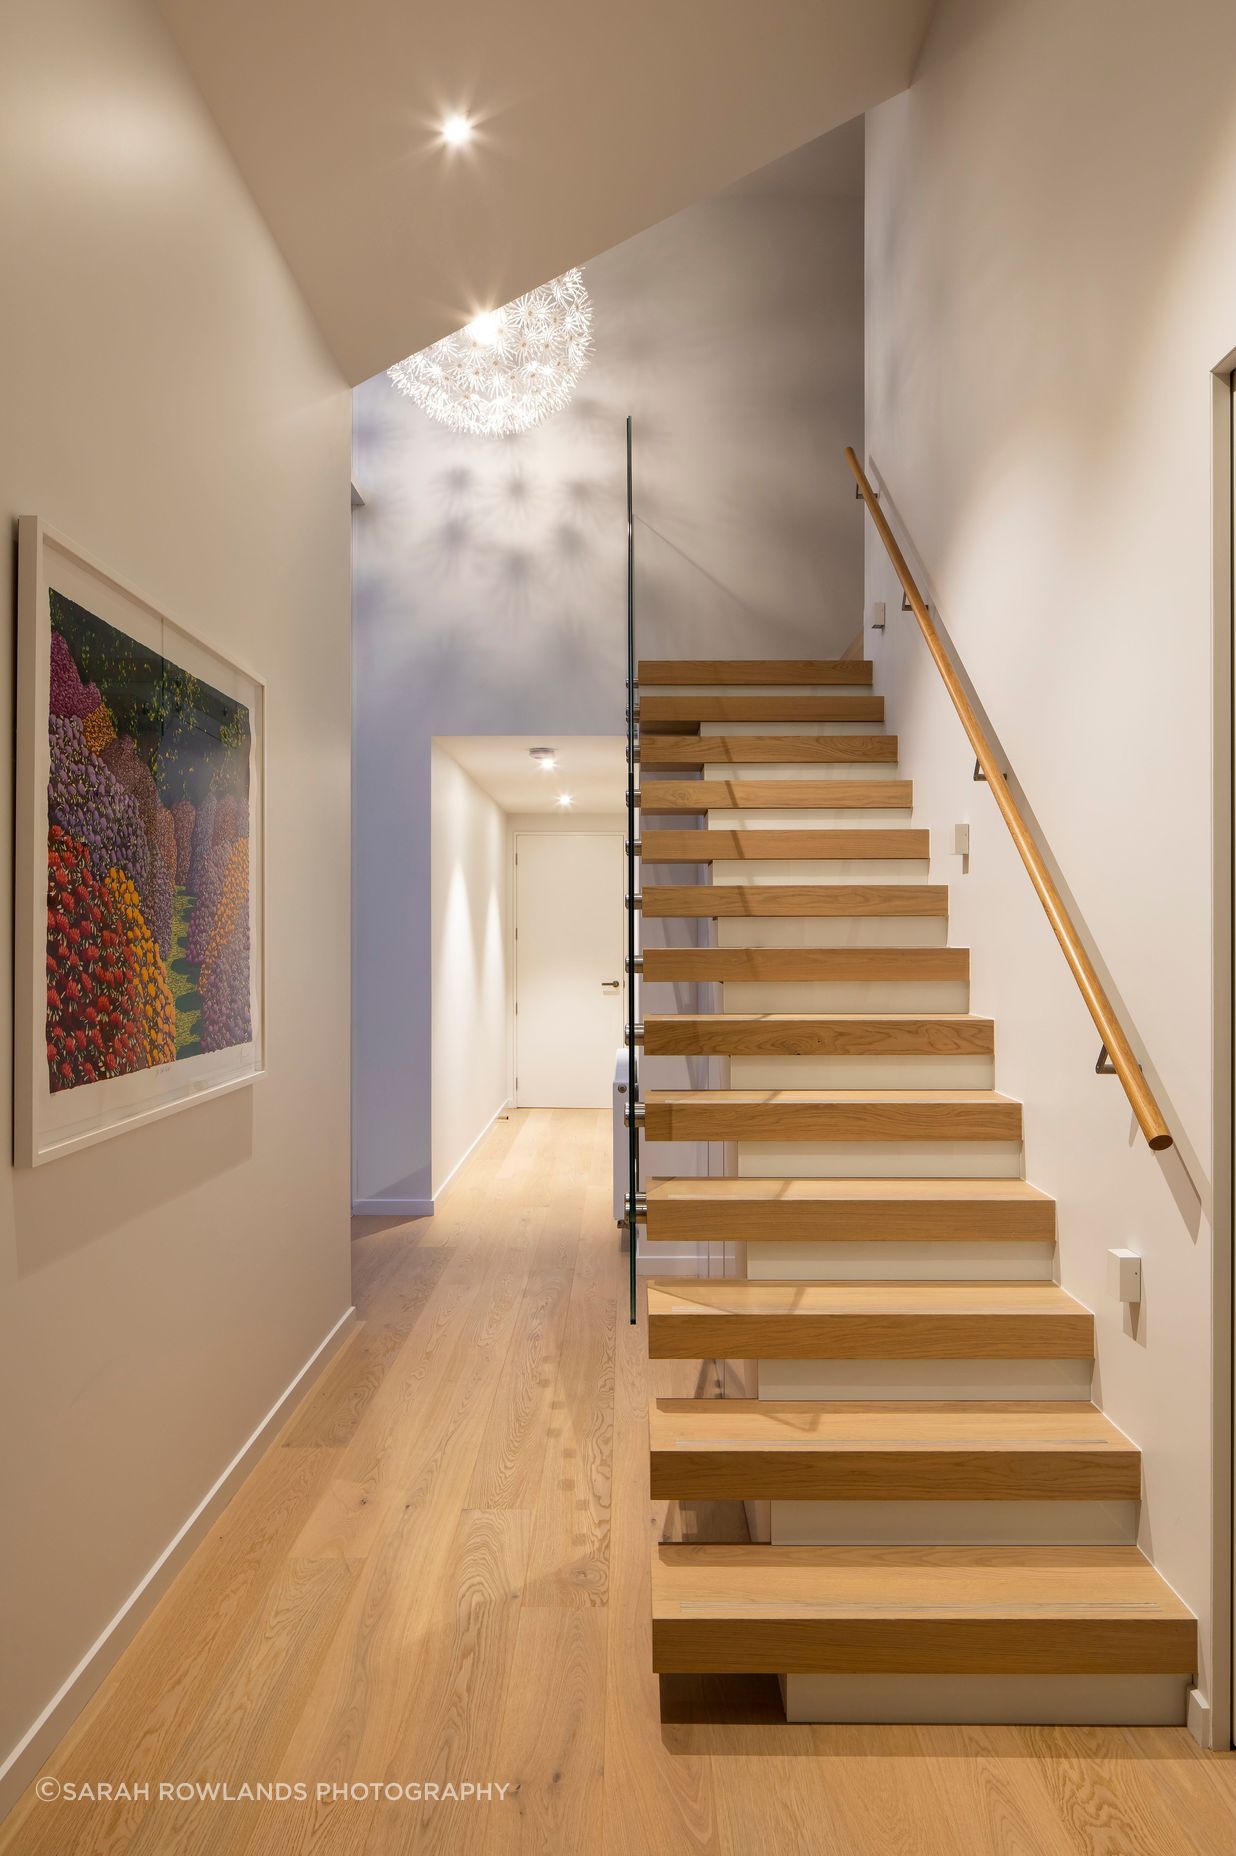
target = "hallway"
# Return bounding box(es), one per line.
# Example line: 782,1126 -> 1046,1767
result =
5,1108 -> 1236,1855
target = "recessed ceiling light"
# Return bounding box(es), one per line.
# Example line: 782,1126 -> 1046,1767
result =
441,113 -> 474,148
557,793 -> 574,808
530,746 -> 557,772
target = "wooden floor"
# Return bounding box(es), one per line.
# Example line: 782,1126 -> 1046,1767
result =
5,1107 -> 1236,1855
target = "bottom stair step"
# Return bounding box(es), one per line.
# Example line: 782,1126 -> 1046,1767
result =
651,1543 -> 1196,1676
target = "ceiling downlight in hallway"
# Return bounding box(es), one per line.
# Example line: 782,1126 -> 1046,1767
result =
387,268 -> 593,436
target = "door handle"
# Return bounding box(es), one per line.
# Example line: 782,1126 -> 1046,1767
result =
601,980 -> 621,990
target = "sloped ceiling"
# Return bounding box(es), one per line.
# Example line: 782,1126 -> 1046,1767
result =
155,0 -> 933,384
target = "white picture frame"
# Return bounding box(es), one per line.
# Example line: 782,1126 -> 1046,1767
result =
15,518 -> 266,1165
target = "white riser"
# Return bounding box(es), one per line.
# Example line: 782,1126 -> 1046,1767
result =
757,1359 -> 1093,1400
780,1674 -> 1188,1726
704,762 -> 901,781
720,981 -> 971,1013
737,1142 -> 1024,1179
657,685 -> 874,697
700,720 -> 888,737
707,810 -> 914,828
771,1499 -> 1138,1547
715,919 -> 949,950
711,859 -> 930,884
728,1055 -> 996,1090
744,1239 -> 1054,1281
745,1497 -> 772,1543
701,816 -> 905,838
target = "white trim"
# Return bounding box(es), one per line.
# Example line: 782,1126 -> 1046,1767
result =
0,1304 -> 356,1815
432,1098 -> 511,1204
352,1197 -> 435,1218
1214,352 -> 1236,1753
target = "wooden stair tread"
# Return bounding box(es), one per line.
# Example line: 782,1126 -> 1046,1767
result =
643,946 -> 969,981
650,1544 -> 1197,1675
639,659 -> 873,686
641,1014 -> 992,1055
648,1177 -> 1051,1203
646,1279 -> 1083,1316
643,1090 -> 1022,1143
640,695 -> 885,723
645,1277 -> 1088,1360
642,884 -> 947,918
641,828 -> 928,861
650,1398 -> 1133,1452
640,781 -> 912,812
641,735 -> 898,765
643,1175 -> 1054,1241
648,1398 -> 1139,1501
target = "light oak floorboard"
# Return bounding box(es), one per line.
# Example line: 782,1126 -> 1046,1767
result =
3,1109 -> 1235,1856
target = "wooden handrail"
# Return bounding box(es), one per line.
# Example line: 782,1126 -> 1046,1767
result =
845,446 -> 1173,1153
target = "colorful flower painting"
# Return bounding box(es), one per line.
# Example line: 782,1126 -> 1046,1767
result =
44,591 -> 253,1094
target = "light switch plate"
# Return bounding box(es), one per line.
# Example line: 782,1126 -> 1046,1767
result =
954,822 -> 971,857
1108,1247 -> 1142,1303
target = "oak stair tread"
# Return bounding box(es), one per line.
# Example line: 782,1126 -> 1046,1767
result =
641,1014 -> 992,1056
645,1277 -> 1090,1360
650,1544 -> 1197,1676
643,1175 -> 1055,1242
640,694 -> 885,723
640,780 -> 912,812
642,946 -> 969,982
640,735 -> 897,766
639,659 -> 873,686
643,1089 -> 1022,1143
642,884 -> 947,918
648,1398 -> 1140,1501
641,828 -> 929,861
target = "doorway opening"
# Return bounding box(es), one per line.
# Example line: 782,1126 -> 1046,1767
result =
514,830 -> 625,1107
430,737 -> 625,1196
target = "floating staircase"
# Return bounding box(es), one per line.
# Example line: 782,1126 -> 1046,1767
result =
632,656 -> 1196,1724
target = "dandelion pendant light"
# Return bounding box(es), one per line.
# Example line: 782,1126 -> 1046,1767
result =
388,268 -> 593,437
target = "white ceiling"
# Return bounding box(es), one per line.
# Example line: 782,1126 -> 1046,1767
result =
438,736 -> 625,815
155,0 -> 933,383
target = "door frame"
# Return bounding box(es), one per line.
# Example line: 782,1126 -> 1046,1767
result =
511,824 -> 626,1109
1213,352 -> 1235,1751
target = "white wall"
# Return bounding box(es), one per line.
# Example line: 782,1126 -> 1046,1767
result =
430,746 -> 511,1198
0,0 -> 351,1801
353,119 -> 865,1211
865,0 -> 1236,1732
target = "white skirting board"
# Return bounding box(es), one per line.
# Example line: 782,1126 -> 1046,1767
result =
353,1099 -> 512,1219
777,1673 -> 1190,1726
0,1304 -> 358,1817
431,1099 -> 512,1203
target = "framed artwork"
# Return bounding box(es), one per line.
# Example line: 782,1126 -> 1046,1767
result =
15,519 -> 265,1165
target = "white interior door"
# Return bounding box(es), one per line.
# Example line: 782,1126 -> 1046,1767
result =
515,832 -> 624,1107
